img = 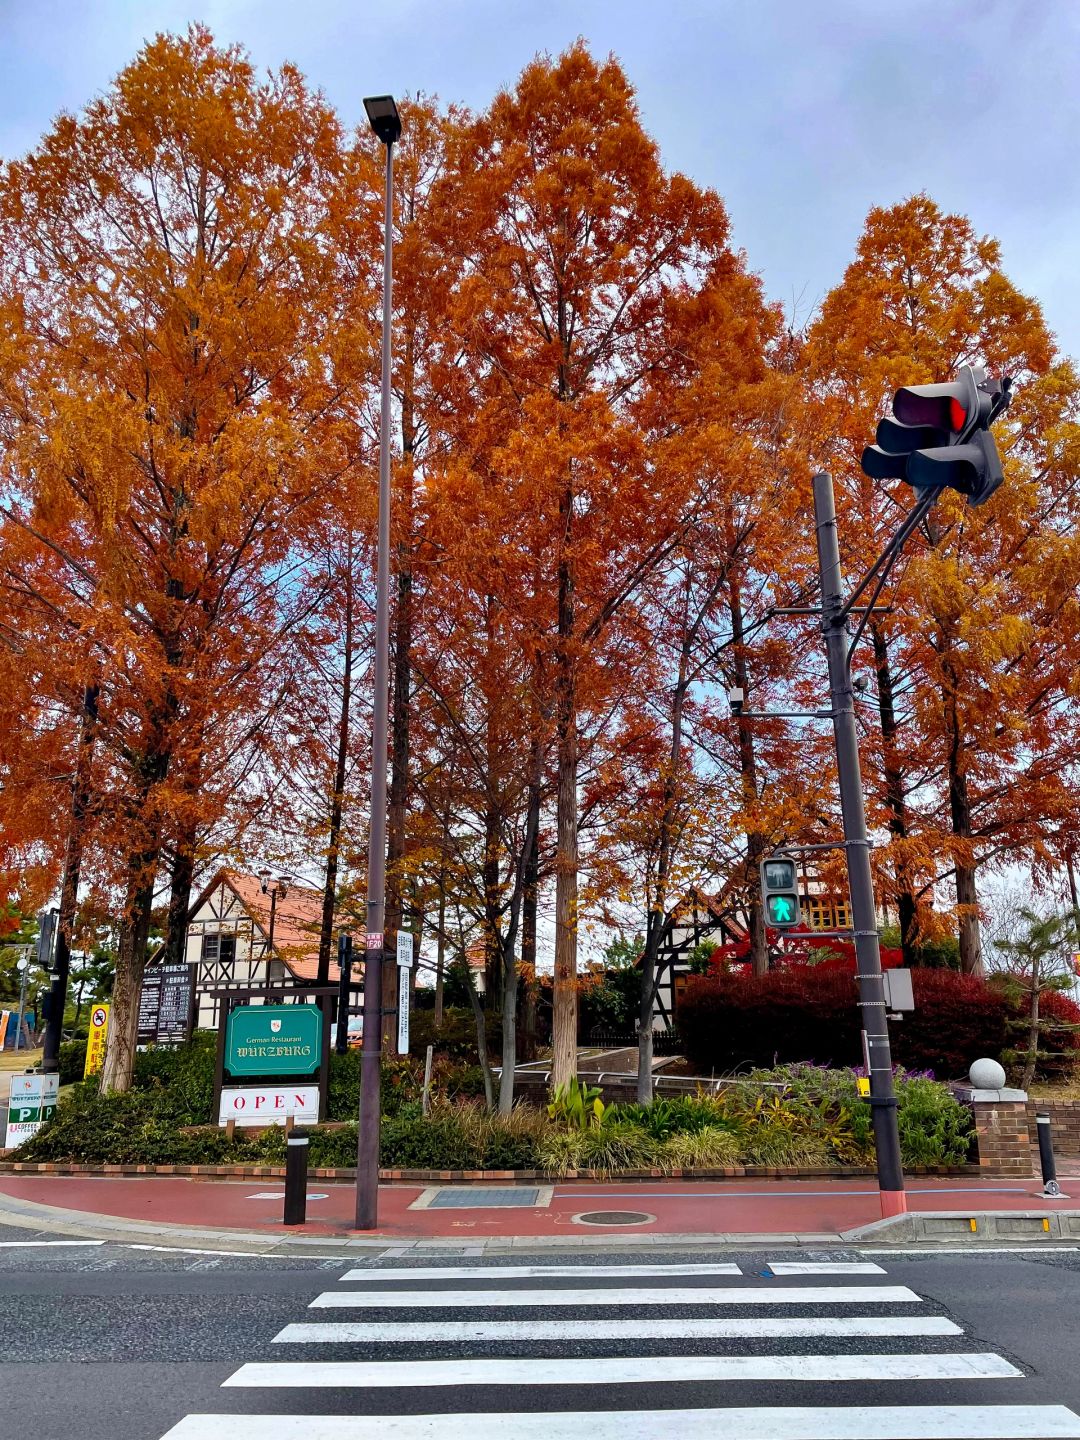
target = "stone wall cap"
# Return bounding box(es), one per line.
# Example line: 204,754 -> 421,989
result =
972,1087 -> 1028,1102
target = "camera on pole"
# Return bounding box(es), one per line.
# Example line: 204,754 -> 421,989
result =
759,855 -> 802,930
860,364 -> 1011,508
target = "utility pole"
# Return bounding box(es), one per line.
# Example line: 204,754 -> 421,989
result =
813,472 -> 906,1219
356,94 -> 402,1231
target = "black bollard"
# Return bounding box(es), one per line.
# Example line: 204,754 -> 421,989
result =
284,1126 -> 310,1225
1036,1112 -> 1062,1198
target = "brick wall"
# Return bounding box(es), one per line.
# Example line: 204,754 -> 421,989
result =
1026,1100 -> 1080,1156
973,1099 -> 1033,1177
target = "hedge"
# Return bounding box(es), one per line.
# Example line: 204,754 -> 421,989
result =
677,966 -> 1079,1081
14,1055 -> 972,1170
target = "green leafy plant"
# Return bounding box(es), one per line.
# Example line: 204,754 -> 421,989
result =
547,1077 -> 606,1129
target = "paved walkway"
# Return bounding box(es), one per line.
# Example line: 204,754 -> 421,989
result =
0,1172 -> 1076,1247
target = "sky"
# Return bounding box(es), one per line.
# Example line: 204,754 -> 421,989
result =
1,0 -> 1078,355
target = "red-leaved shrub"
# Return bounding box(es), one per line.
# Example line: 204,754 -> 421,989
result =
678,967 -> 1020,1081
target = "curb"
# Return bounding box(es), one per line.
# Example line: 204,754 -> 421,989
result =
0,1186 -> 1077,1255
0,1160 -> 988,1182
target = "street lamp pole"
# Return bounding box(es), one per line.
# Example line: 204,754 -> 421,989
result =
356,94 -> 401,1231
260,874 -> 290,959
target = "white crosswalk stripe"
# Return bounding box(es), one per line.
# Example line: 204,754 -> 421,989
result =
338,1263 -> 743,1281
227,1352 -> 1023,1385
307,1283 -> 921,1308
163,1408 -> 1080,1439
157,1254 -> 1080,1440
275,1315 -> 964,1342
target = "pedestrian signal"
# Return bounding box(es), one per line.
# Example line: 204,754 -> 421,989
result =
759,855 -> 802,930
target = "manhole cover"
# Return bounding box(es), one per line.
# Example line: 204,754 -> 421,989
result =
573,1209 -> 655,1227
428,1187 -> 541,1208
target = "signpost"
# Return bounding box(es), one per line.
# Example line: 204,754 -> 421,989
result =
5,1073 -> 59,1147
224,1004 -> 322,1077
137,962 -> 196,1046
84,1004 -> 109,1077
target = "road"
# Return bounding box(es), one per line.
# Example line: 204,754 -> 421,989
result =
4,1227 -> 1080,1438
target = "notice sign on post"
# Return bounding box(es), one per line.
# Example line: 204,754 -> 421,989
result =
224,1004 -> 322,1077
6,1072 -> 59,1147
396,930 -> 414,968
84,1004 -> 109,1077
396,993 -> 410,1056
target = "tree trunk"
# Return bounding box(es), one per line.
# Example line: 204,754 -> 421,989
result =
638,630 -> 690,1103
497,773 -> 540,1113
1022,951 -> 1042,1093
434,886 -> 446,1030
162,830 -> 196,968
383,330 -> 417,1046
498,947 -> 518,1114
551,432 -> 579,1087
729,577 -> 767,975
520,817 -> 539,1064
944,659 -> 983,976
872,626 -> 918,965
463,951 -> 495,1110
42,683 -> 99,1073
100,863 -> 155,1093
318,547 -> 355,985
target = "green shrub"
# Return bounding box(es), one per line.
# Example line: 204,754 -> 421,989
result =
576,1121 -> 655,1174
895,1075 -> 974,1166
535,1129 -> 586,1175
58,1039 -> 88,1085
409,1006 -> 496,1060
659,1126 -> 740,1169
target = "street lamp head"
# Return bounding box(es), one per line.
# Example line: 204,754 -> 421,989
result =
363,95 -> 402,146
278,876 -> 290,899
259,870 -> 271,894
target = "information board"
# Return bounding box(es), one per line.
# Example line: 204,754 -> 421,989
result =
138,962 -> 195,1045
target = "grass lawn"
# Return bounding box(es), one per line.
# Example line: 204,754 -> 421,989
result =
0,1047 -> 43,1072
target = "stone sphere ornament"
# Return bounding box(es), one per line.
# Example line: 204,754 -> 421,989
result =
969,1057 -> 1007,1090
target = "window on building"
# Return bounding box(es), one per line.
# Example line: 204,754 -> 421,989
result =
199,933 -> 237,1026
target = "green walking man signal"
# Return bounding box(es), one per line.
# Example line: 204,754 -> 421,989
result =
760,855 -> 802,930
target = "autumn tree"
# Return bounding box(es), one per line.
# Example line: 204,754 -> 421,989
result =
432,44 -> 781,1084
806,195 -> 1080,973
0,28 -> 370,1089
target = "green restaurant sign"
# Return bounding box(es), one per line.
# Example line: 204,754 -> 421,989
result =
225,1004 -> 322,1077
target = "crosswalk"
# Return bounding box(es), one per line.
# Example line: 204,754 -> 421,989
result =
160,1255 -> 1080,1439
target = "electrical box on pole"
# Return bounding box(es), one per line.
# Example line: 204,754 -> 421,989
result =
759,855 -> 802,930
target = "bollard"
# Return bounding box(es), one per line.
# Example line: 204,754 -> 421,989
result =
284,1126 -> 309,1225
1036,1112 -> 1063,1198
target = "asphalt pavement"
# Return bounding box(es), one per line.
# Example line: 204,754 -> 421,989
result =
4,1228 -> 1080,1438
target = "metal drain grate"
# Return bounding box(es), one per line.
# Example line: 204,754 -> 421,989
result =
574,1209 -> 655,1226
428,1187 -> 541,1208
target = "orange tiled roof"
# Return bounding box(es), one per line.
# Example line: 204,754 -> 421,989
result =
222,871 -> 341,982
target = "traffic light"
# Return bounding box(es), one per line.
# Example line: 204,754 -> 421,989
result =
759,855 -> 802,930
861,365 -> 1011,508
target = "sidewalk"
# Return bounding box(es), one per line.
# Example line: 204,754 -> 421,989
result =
1,1171 -> 1079,1251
